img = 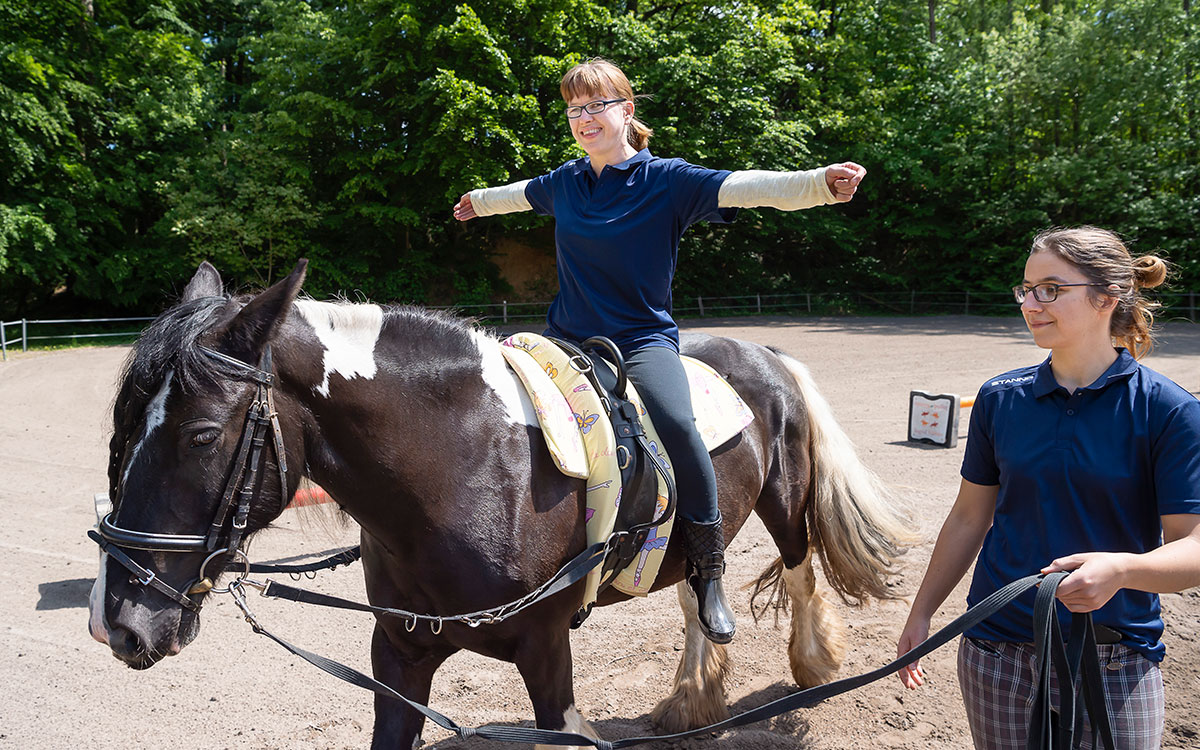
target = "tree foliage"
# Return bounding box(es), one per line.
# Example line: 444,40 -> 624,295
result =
1,0 -> 1196,317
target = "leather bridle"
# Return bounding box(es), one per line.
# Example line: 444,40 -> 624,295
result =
89,345 -> 289,612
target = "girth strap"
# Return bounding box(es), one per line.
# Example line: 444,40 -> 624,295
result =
548,337 -> 678,601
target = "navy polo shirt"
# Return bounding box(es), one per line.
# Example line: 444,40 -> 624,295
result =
524,149 -> 736,353
961,349 -> 1200,661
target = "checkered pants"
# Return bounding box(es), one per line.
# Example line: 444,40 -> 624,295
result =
957,636 -> 1164,750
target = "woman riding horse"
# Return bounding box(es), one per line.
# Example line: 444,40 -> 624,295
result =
89,62 -> 908,750
454,58 -> 868,645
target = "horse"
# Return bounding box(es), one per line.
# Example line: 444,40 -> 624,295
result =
88,259 -> 911,749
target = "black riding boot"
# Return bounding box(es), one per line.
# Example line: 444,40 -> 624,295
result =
682,517 -> 736,644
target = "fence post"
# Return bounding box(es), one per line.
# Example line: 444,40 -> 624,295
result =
806,293 -> 811,313
1191,291 -> 1197,323
756,294 -> 761,314
910,290 -> 916,314
697,296 -> 704,317
21,319 -> 27,352
964,292 -> 970,315
503,301 -> 508,324
1,322 -> 7,361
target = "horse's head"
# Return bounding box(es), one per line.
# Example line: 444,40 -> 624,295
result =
89,260 -> 307,668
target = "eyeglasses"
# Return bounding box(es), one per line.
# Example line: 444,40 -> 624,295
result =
565,98 -> 626,119
1012,282 -> 1106,304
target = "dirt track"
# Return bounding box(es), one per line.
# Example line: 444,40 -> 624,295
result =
2,315 -> 1197,749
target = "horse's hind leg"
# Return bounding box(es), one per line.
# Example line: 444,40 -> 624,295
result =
370,624 -> 454,750
514,627 -> 598,750
751,484 -> 846,688
650,582 -> 731,733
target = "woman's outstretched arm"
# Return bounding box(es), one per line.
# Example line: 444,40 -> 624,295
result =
453,180 -> 534,221
717,161 -> 867,210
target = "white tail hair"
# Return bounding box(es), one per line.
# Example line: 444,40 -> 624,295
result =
775,352 -> 914,604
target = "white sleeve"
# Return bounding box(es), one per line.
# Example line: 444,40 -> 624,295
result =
717,168 -> 837,211
469,180 -> 533,217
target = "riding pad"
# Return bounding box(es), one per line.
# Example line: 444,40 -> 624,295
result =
499,333 -> 753,604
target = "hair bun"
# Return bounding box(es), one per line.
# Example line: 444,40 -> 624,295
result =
1132,255 -> 1167,289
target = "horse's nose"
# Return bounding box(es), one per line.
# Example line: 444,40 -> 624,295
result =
107,626 -> 151,668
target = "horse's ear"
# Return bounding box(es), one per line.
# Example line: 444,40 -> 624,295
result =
217,259 -> 308,359
182,261 -> 223,302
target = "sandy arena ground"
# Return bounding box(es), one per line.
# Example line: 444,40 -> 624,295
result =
1,315 -> 1197,749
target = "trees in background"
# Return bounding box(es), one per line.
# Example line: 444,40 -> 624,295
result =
1,0 -> 1196,317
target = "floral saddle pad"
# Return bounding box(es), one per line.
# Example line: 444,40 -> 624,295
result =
498,332 -> 754,607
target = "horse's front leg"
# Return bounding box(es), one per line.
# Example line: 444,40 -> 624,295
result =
370,622 -> 455,750
514,626 -> 598,750
650,581 -> 731,733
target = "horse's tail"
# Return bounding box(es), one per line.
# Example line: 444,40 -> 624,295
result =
773,350 -> 914,605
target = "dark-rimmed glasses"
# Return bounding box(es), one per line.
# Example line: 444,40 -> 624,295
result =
565,98 -> 626,119
1012,282 -> 1106,304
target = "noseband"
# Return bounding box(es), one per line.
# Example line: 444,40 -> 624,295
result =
89,345 -> 289,612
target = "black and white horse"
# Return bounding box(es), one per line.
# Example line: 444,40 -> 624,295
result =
89,260 -> 910,749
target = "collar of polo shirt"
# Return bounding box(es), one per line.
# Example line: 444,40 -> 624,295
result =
1032,348 -> 1139,398
570,148 -> 652,175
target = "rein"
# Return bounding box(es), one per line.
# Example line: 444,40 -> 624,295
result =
225,571 -> 1113,749
90,345 -> 289,611
252,537 -> 613,632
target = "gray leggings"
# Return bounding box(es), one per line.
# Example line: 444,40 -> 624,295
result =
623,345 -> 720,525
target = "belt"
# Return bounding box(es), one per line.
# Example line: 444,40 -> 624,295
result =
1093,624 -> 1123,645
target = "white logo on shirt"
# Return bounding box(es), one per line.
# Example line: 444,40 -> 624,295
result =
989,375 -> 1034,387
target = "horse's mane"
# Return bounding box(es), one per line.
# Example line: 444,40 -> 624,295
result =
384,303 -> 485,353
107,294 -> 491,499
107,295 -> 242,498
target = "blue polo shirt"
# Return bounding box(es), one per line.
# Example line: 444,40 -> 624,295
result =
524,149 -> 736,353
961,349 -> 1200,661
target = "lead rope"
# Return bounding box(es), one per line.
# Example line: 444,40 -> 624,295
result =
226,572 -> 1106,748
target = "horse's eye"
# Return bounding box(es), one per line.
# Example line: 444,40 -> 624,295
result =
190,430 -> 220,448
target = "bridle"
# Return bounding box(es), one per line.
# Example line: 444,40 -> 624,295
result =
89,345 -> 289,612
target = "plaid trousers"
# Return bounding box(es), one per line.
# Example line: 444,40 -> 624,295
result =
957,635 -> 1164,750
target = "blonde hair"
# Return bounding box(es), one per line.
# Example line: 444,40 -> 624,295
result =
559,58 -> 652,151
1030,226 -> 1170,359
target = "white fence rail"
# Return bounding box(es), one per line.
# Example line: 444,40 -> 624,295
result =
4,290 -> 1197,361
1,316 -> 155,360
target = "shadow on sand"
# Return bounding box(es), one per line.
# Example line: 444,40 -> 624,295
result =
423,681 -> 815,749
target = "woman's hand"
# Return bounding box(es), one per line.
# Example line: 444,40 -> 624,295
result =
896,616 -> 930,689
825,162 -> 867,202
453,193 -> 477,221
1042,552 -> 1130,613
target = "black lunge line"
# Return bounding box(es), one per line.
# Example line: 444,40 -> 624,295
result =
226,571 -> 1111,748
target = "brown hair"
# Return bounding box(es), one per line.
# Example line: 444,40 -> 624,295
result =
1029,226 -> 1170,359
559,58 -> 652,151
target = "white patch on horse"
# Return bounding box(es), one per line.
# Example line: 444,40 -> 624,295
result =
122,372 -> 173,486
294,300 -> 383,397
88,552 -> 110,645
532,705 -> 597,750
470,330 -> 538,427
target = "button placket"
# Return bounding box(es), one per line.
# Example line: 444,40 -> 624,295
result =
1055,390 -> 1085,444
